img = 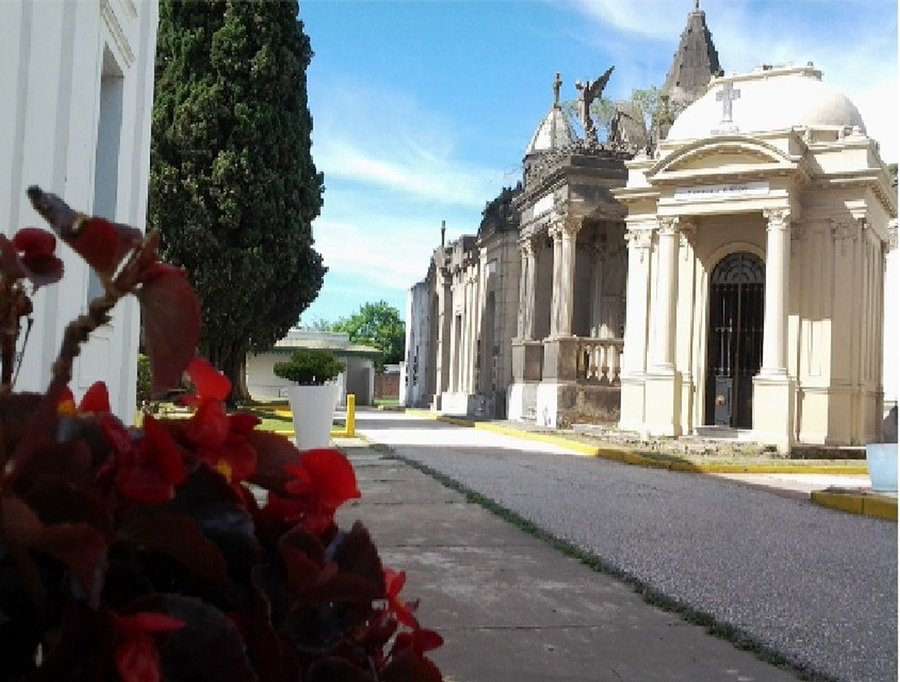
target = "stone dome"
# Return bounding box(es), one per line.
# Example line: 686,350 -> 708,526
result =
667,64 -> 866,141
525,105 -> 575,156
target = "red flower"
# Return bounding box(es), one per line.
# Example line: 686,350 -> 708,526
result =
383,567 -> 419,629
182,357 -> 260,485
57,382 -> 111,417
114,612 -> 184,682
3,227 -> 65,288
282,449 -> 361,534
103,414 -> 187,503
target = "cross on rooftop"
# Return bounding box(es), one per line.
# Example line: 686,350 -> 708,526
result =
716,81 -> 740,123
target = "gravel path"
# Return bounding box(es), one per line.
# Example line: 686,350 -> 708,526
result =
357,410 -> 898,682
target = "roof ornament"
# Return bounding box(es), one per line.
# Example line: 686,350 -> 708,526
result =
552,72 -> 562,108
575,65 -> 614,144
695,0 -> 700,10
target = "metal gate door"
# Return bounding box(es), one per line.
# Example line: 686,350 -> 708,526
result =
705,252 -> 765,428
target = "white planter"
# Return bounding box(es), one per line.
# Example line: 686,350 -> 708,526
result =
865,443 -> 898,493
286,383 -> 339,451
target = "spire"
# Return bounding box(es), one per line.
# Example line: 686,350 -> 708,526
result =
663,3 -> 721,110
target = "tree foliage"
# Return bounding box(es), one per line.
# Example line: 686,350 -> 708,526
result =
149,0 -> 325,403
330,301 -> 405,369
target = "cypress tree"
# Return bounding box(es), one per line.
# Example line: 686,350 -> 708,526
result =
149,0 -> 325,402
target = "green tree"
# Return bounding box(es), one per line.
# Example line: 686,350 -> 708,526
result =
149,0 -> 325,403
331,301 -> 405,370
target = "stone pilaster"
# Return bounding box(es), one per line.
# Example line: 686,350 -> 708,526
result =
760,207 -> 791,376
557,217 -> 581,337
650,216 -> 680,371
644,216 -> 684,437
549,223 -> 563,337
753,207 -> 794,453
619,227 -> 654,433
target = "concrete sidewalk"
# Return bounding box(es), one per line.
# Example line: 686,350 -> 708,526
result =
335,439 -> 806,682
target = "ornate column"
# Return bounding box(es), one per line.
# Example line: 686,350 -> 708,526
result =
549,223 -> 563,337
621,228 -> 654,375
619,227 -> 654,433
650,216 -> 680,371
516,241 -> 528,338
523,237 -> 537,339
753,207 -> 795,454
760,208 -> 791,376
557,217 -> 582,337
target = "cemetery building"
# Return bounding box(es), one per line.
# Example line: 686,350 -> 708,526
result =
402,4 -> 897,451
1,0 -> 159,422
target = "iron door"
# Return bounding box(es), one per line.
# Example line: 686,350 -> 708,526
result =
705,252 -> 765,428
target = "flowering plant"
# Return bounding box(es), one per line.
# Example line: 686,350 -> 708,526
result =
0,188 -> 442,681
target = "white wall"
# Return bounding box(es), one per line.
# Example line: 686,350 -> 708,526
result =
884,223 -> 898,421
0,0 -> 159,422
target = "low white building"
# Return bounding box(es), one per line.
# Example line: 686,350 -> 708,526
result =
0,0 -> 159,422
247,329 -> 381,406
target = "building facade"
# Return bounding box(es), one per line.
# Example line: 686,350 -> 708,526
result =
403,6 -> 897,451
0,0 -> 159,422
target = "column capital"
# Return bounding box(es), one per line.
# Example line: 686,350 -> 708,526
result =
763,207 -> 792,231
625,229 -> 654,249
657,215 -> 683,236
888,220 -> 898,253
830,215 -> 859,256
518,235 -> 536,257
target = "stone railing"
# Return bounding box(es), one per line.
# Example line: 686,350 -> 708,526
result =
576,337 -> 623,384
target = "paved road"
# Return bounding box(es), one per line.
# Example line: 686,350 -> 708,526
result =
355,409 -> 897,682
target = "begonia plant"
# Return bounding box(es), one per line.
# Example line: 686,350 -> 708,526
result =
0,188 -> 442,682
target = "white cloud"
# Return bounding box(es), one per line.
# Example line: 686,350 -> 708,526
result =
312,82 -> 507,208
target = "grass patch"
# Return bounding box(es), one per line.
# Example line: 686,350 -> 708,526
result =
363,442 -> 833,682
374,398 -> 400,407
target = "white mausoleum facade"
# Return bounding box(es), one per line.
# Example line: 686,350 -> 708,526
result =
0,0 -> 159,422
615,65 -> 895,451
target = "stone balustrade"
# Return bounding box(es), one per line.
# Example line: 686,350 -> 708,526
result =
576,337 -> 623,384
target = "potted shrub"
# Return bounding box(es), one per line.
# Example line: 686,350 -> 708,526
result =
274,349 -> 345,450
0,188 -> 442,681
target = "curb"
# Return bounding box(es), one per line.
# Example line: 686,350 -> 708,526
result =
810,490 -> 898,521
404,409 -> 870,476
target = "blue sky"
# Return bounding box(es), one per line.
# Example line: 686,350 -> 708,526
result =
297,0 -> 898,327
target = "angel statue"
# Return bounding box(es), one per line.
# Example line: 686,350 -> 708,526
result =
575,65 -> 614,144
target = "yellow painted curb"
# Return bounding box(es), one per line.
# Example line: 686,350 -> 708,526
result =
402,409 -> 869,475
811,491 -> 897,521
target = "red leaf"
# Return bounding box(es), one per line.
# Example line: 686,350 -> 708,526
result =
186,399 -> 230,448
19,252 -> 64,288
186,356 -> 230,401
0,494 -> 44,547
79,381 -> 111,413
34,523 -> 108,604
138,266 -> 200,395
247,430 -> 304,493
299,448 -> 361,511
68,216 -> 142,277
12,226 -> 56,255
115,634 -> 164,682
117,612 -> 185,636
143,415 -> 187,487
229,412 -> 261,436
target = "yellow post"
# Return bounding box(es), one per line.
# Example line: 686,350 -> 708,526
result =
346,393 -> 356,437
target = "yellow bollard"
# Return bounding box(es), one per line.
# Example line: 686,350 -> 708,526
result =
346,394 -> 356,437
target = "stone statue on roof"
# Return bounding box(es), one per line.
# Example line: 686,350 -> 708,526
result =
575,66 -> 614,144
